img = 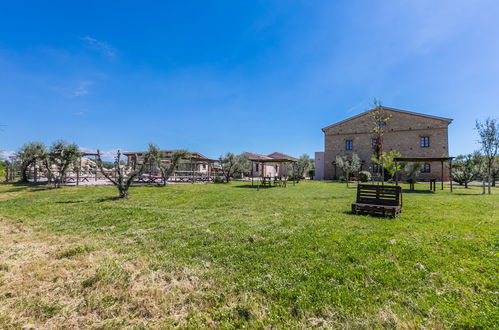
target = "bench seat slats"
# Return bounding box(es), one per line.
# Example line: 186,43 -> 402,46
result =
352,184 -> 402,218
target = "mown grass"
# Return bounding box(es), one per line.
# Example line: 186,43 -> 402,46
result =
0,181 -> 497,328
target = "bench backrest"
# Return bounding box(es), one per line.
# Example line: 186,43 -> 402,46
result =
356,184 -> 402,206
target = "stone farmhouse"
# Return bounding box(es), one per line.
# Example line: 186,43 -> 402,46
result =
315,106 -> 453,181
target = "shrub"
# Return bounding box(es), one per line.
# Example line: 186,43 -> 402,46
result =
358,171 -> 371,182
213,176 -> 226,184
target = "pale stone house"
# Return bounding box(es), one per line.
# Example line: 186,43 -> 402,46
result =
316,106 -> 453,181
243,152 -> 297,177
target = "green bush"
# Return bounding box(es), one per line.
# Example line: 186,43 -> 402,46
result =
358,171 -> 371,182
213,176 -> 226,184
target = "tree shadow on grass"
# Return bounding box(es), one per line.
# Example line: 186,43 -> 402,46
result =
0,182 -> 53,193
341,210 -> 398,219
232,184 -> 277,189
402,189 -> 435,194
96,196 -> 123,202
453,192 -> 486,196
313,196 -> 344,200
53,200 -> 85,204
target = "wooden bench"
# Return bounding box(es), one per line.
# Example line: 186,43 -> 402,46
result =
352,184 -> 402,218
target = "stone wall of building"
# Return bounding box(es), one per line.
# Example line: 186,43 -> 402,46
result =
322,108 -> 452,181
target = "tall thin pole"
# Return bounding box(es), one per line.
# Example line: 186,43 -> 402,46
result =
251,161 -> 254,186
449,159 -> 453,193
77,155 -> 81,186
191,158 -> 194,184
34,158 -> 38,183
395,161 -> 398,186
441,160 -> 444,190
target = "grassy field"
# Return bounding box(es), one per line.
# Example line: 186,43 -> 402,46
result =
0,181 -> 497,328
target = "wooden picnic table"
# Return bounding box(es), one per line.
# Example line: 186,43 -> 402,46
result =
273,176 -> 287,187
260,176 -> 272,187
258,176 -> 288,187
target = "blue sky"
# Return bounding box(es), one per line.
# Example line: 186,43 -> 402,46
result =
1,0 -> 498,160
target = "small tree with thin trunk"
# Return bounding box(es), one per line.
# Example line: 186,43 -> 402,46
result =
369,99 -> 392,183
219,153 -> 238,183
95,150 -> 147,198
372,150 -> 402,182
335,153 -> 361,187
475,118 -> 499,194
147,144 -> 190,186
43,141 -> 79,188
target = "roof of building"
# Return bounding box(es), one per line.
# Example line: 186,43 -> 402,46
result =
267,152 -> 298,161
321,106 -> 453,132
242,152 -> 273,160
123,150 -> 207,158
244,151 -> 297,162
122,150 -> 215,162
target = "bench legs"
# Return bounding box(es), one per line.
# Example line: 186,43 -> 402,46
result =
351,205 -> 400,218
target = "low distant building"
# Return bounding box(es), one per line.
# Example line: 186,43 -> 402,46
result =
243,152 -> 297,177
123,150 -> 215,174
316,106 -> 453,180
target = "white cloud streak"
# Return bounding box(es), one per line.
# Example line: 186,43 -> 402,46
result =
82,36 -> 117,58
79,147 -> 127,161
71,81 -> 93,97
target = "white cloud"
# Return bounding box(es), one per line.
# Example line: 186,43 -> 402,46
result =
79,147 -> 128,161
0,150 -> 15,160
82,36 -> 117,58
71,81 -> 93,97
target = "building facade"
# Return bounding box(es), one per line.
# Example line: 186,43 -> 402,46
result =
319,106 -> 452,181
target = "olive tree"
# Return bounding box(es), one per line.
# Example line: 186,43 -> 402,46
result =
17,142 -> 47,182
475,118 -> 499,194
218,153 -> 239,183
294,154 -> 314,182
95,149 -> 147,198
147,144 -> 190,186
43,141 -> 79,188
335,153 -> 361,187
452,153 -> 480,188
235,153 -> 251,178
402,162 -> 423,190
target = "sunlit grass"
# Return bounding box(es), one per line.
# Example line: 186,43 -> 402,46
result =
0,181 -> 497,327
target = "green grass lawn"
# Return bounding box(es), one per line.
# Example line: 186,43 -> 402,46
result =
0,181 -> 497,328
